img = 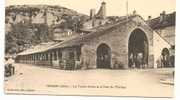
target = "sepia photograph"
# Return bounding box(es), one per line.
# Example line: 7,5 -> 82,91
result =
4,0 -> 176,98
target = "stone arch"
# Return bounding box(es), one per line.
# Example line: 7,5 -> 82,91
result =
96,43 -> 111,68
161,48 -> 170,67
161,48 -> 170,56
128,28 -> 149,68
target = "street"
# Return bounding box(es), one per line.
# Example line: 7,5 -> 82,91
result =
4,63 -> 174,97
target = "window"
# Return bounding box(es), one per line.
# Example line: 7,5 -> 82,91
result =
171,45 -> 175,49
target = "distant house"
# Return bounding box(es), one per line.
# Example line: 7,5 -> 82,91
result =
147,11 -> 175,67
147,11 -> 175,46
81,2 -> 107,31
52,28 -> 79,42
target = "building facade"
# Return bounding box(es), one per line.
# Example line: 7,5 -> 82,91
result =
15,14 -> 172,70
15,2 -> 175,70
147,11 -> 175,68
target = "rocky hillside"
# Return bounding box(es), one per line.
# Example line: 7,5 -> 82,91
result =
5,5 -> 89,54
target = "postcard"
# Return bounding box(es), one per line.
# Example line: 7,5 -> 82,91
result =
4,0 -> 175,97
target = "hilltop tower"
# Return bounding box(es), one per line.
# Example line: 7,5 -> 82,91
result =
96,1 -> 106,19
90,9 -> 96,19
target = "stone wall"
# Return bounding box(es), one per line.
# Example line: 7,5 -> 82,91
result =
155,26 -> 175,46
153,31 -> 171,68
16,16 -> 165,70
80,16 -> 154,69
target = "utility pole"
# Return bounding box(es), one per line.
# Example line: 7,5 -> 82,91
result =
126,0 -> 129,19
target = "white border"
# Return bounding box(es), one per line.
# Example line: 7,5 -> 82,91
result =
175,0 -> 180,100
0,0 -> 179,100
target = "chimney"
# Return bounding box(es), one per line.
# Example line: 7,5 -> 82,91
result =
148,16 -> 152,20
90,9 -> 96,19
132,10 -> 137,15
160,11 -> 166,22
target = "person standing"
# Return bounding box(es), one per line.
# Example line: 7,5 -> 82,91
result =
129,53 -> 134,68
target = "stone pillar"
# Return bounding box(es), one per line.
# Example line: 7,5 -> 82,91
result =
23,56 -> 25,63
24,56 -> 26,63
37,54 -> 39,64
46,53 -> 49,65
25,56 -> 27,63
40,53 -> 43,65
48,52 -> 51,66
26,56 -> 28,64
34,54 -> 36,64
25,56 -> 26,63
148,55 -> 154,68
27,55 -> 29,64
51,51 -> 54,67
41,53 -> 44,65
62,51 -> 68,70
26,55 -> 28,64
38,54 -> 40,65
37,54 -> 40,65
44,53 -> 46,65
21,56 -> 23,63
32,54 -> 34,64
56,50 -> 59,60
29,55 -> 31,64
34,54 -> 37,64
30,55 -> 32,64
56,50 -> 60,68
28,55 -> 30,64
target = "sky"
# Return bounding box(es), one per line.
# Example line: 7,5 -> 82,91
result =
6,0 -> 176,19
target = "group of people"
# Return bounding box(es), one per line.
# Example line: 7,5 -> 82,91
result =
129,53 -> 147,69
156,54 -> 175,68
5,57 -> 15,77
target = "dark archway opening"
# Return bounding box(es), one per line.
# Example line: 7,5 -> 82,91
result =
128,29 -> 149,68
161,48 -> 170,67
97,43 -> 111,69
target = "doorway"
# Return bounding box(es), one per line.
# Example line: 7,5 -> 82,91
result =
97,43 -> 111,68
128,29 -> 149,68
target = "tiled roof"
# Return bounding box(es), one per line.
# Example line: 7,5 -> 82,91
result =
147,12 -> 175,29
17,42 -> 59,55
17,15 -> 141,55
